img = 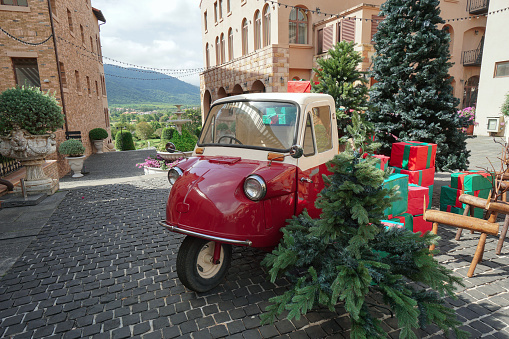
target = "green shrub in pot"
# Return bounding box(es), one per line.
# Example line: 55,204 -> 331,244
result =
89,128 -> 108,140
59,139 -> 85,157
0,86 -> 64,135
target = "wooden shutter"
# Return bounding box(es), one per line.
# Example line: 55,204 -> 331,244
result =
323,25 -> 334,51
317,29 -> 323,54
371,15 -> 384,42
341,17 -> 355,42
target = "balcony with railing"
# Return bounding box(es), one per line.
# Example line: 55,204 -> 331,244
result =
467,0 -> 489,14
461,48 -> 483,66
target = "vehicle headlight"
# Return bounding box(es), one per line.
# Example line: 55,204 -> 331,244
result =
243,175 -> 266,201
168,167 -> 183,185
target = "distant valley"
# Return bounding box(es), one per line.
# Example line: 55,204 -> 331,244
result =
104,64 -> 201,108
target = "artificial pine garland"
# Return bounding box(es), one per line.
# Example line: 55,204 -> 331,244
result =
262,112 -> 467,338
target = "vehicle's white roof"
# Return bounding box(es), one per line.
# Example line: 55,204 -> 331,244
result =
212,92 -> 334,106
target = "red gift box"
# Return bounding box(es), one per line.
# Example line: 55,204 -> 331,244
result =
390,141 -> 437,171
406,184 -> 429,215
371,154 -> 390,171
392,166 -> 435,187
413,215 -> 432,235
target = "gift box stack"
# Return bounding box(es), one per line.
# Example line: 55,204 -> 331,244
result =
385,141 -> 437,234
439,170 -> 494,218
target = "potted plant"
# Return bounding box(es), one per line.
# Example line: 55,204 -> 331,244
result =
458,106 -> 478,135
59,139 -> 86,178
136,154 -> 181,175
0,86 -> 65,195
89,127 -> 108,154
157,128 -> 197,161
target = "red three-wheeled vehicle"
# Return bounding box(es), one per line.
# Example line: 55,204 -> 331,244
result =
159,93 -> 339,292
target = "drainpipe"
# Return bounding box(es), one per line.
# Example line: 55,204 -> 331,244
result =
47,0 -> 69,132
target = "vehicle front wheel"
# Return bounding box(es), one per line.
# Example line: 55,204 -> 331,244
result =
176,236 -> 232,292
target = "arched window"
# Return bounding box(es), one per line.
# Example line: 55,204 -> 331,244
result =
220,33 -> 225,64
242,18 -> 248,55
289,7 -> 308,44
254,10 -> 261,50
205,43 -> 210,68
228,28 -> 234,61
263,4 -> 271,46
215,36 -> 220,65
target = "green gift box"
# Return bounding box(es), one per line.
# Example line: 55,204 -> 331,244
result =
440,204 -> 485,219
383,173 -> 409,216
388,212 -> 414,232
428,185 -> 434,209
451,171 -> 494,191
440,185 -> 491,209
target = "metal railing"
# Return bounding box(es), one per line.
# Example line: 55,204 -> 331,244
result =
467,0 -> 489,14
461,48 -> 483,66
0,155 -> 22,178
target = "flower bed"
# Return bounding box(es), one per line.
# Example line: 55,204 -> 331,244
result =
136,155 -> 182,174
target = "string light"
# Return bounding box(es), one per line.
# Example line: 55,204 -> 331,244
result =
0,26 -> 53,45
265,0 -> 508,23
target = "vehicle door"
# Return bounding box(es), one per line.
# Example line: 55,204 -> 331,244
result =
296,102 -> 337,218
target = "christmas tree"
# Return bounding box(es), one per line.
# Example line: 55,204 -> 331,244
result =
312,41 -> 369,138
367,0 -> 470,171
262,112 -> 466,338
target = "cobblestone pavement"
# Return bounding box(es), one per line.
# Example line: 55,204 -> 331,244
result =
2,138 -> 509,338
1,175 -> 509,339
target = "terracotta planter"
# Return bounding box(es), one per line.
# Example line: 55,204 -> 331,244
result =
0,128 -> 58,195
66,155 -> 86,178
466,125 -> 474,135
93,139 -> 104,153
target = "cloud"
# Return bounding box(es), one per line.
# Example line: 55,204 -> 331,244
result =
92,0 -> 203,86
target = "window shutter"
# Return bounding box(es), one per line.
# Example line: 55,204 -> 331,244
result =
323,25 -> 334,51
341,17 -> 355,42
371,15 -> 384,42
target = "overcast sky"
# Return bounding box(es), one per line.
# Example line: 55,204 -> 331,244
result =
91,0 -> 203,87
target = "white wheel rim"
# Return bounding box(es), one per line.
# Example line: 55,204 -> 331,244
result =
196,242 -> 224,279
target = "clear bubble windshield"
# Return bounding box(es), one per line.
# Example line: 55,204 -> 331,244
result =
199,101 -> 299,151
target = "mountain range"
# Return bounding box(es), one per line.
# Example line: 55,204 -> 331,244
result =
103,64 -> 201,107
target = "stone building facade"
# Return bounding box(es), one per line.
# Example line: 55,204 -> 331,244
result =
199,0 -> 491,131
0,0 -> 110,176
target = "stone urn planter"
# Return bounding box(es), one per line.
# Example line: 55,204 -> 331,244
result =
0,128 -> 59,195
157,151 -> 192,161
93,139 -> 104,154
59,139 -> 86,178
89,128 -> 108,154
143,166 -> 169,175
66,155 -> 86,178
0,86 -> 65,196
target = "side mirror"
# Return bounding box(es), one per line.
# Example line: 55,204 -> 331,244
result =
289,145 -> 303,159
165,142 -> 176,153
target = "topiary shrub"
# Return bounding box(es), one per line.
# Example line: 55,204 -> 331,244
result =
169,129 -> 198,152
0,86 -> 64,135
89,128 -> 108,140
158,129 -> 197,152
161,127 -> 177,141
115,131 -> 136,151
58,139 -> 85,157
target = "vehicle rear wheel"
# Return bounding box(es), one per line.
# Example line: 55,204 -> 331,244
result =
176,236 -> 232,292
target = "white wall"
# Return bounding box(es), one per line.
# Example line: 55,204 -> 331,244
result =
475,0 -> 509,136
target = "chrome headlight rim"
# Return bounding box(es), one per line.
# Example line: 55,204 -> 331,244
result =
243,174 -> 267,201
168,167 -> 183,185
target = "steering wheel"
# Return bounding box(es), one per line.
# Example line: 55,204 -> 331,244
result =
218,135 -> 243,145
